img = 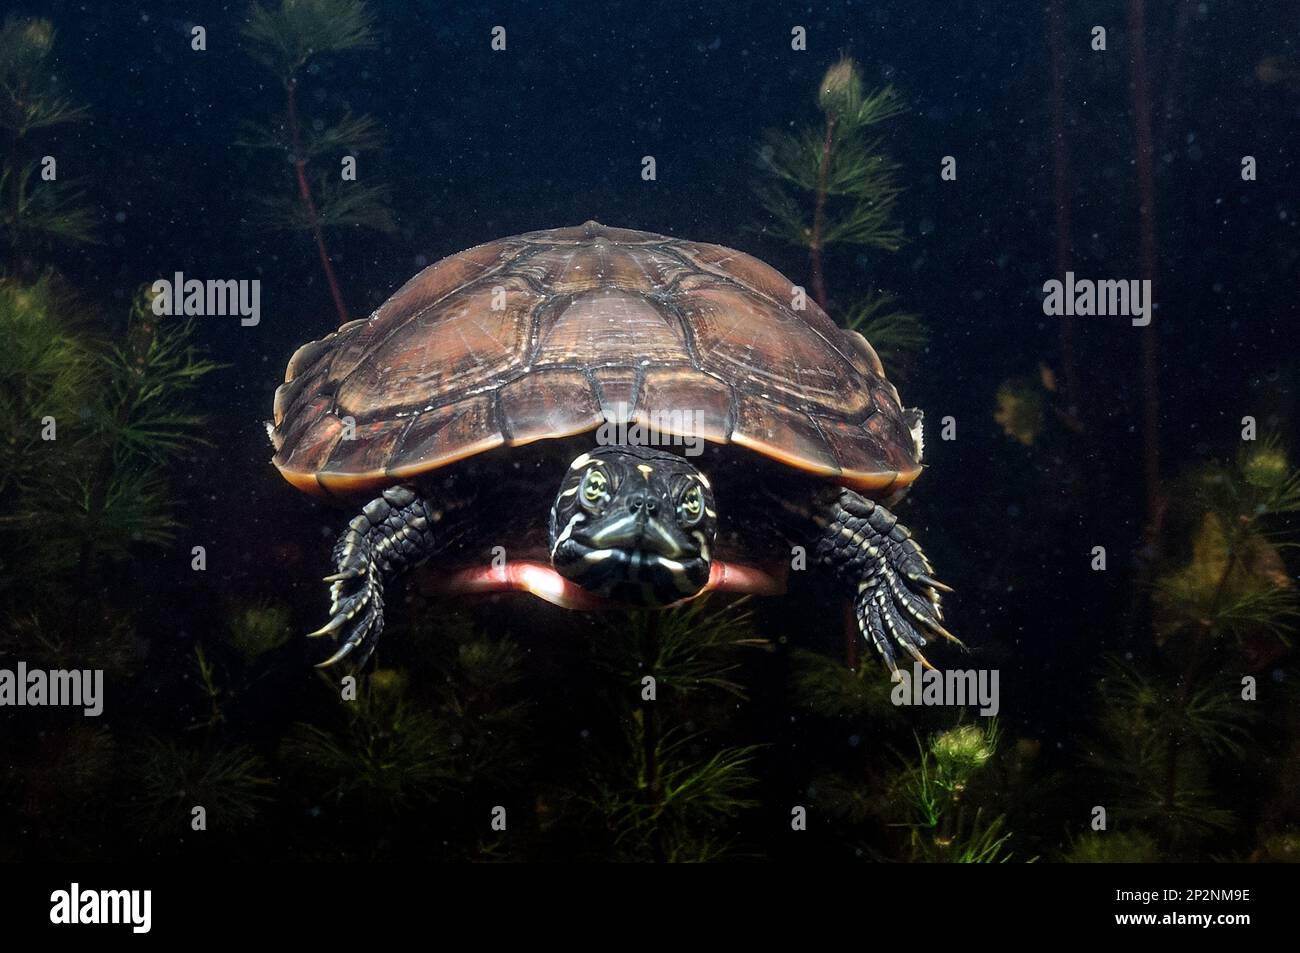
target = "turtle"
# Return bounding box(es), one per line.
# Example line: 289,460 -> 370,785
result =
269,221 -> 955,670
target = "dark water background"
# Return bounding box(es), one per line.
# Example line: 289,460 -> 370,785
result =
4,0 -> 1298,860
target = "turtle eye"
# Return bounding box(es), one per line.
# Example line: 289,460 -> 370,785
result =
679,484 -> 703,525
581,468 -> 609,509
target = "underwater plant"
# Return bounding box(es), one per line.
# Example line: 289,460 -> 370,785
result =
227,599 -> 294,665
562,598 -> 767,862
755,57 -> 904,305
58,287 -> 218,585
282,669 -> 456,816
753,57 -> 925,380
1088,657 -> 1244,843
0,16 -> 96,268
0,275 -> 90,504
1154,441 -> 1300,650
239,0 -> 394,324
280,616 -> 531,860
125,737 -> 272,850
993,377 -> 1047,447
786,642 -> 1042,863
0,721 -> 117,861
1084,440 -> 1299,854
0,280 -> 216,669
890,723 -> 1020,863
1063,830 -> 1161,863
841,291 -> 927,383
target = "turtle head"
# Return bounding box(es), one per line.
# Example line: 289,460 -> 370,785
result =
549,446 -> 716,605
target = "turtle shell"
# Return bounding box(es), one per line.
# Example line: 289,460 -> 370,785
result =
272,221 -> 921,498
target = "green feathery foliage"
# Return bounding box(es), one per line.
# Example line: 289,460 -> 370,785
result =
283,670 -> 457,814
842,291 -> 928,377
40,289 -> 221,565
252,173 -> 395,233
889,723 -> 1020,863
227,600 -> 294,663
752,56 -> 924,378
0,279 -> 217,665
590,595 -> 769,700
242,0 -> 376,76
788,646 -> 896,720
0,162 -> 97,247
0,17 -> 87,135
95,288 -> 221,467
1063,830 -> 1162,863
581,722 -> 760,862
568,597 -> 768,861
1155,439 -> 1300,648
1089,656 -> 1248,841
237,110 -> 383,159
127,738 -> 272,837
0,276 -> 92,497
755,57 -> 905,254
1083,441 -> 1298,855
0,17 -> 95,255
239,0 -> 395,258
283,629 -> 529,830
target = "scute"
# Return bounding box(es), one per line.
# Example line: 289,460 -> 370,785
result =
334,275 -> 541,421
272,221 -> 922,498
535,290 -> 690,367
671,275 -> 872,417
386,394 -> 502,480
498,368 -> 605,445
512,241 -> 690,294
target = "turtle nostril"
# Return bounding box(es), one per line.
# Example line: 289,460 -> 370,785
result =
628,494 -> 658,514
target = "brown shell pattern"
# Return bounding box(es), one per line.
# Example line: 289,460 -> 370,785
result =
271,221 -> 921,497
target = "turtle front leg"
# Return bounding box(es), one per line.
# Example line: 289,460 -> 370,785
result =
814,489 -> 957,671
311,485 -> 441,668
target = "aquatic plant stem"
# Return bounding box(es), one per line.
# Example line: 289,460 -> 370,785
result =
1162,520 -> 1244,816
808,115 -> 836,309
1046,0 -> 1082,430
285,76 -> 350,327
72,325 -> 147,639
642,611 -> 665,862
1127,0 -> 1164,551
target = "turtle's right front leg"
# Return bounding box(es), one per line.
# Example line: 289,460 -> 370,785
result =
814,489 -> 958,671
310,485 -> 441,668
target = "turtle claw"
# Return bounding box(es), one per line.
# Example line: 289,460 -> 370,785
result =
910,572 -> 954,595
307,614 -> 347,638
315,639 -> 358,669
322,567 -> 365,583
311,554 -> 387,666
917,614 -> 963,648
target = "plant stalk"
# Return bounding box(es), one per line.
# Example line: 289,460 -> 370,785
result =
1046,0 -> 1082,430
808,115 -> 836,309
642,611 -> 665,862
285,75 -> 349,327
1127,0 -> 1164,551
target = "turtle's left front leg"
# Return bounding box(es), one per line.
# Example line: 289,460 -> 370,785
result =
310,485 -> 442,669
814,489 -> 957,670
